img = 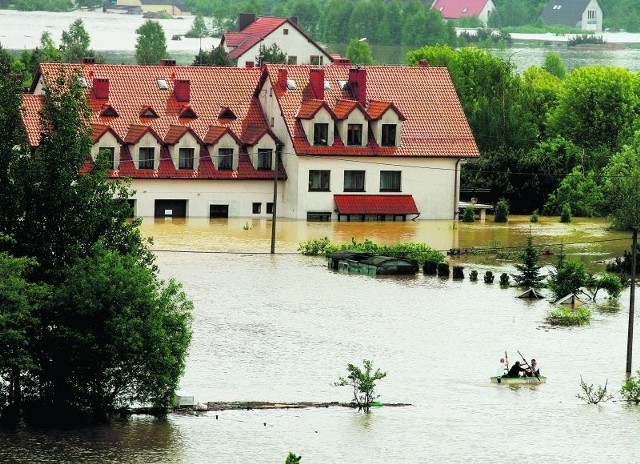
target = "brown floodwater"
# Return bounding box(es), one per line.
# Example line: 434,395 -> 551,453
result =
2,216 -> 639,463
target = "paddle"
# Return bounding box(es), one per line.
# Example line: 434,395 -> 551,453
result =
518,350 -> 540,382
504,351 -> 509,373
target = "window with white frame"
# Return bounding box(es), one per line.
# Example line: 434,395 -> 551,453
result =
344,170 -> 365,192
380,171 -> 401,192
179,147 -> 195,170
138,147 -> 154,169
310,55 -> 323,65
314,123 -> 329,145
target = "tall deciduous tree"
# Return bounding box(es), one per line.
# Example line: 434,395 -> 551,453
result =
194,44 -> 234,66
345,39 -> 374,65
38,243 -> 192,419
135,20 -> 169,65
603,132 -> 640,231
60,19 -> 91,63
255,43 -> 287,65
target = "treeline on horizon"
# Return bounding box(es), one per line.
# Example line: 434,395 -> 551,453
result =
1,0 -> 639,34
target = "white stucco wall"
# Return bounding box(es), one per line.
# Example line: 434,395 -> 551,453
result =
234,23 -> 331,68
169,132 -> 200,170
295,156 -> 461,220
129,179 -> 280,218
581,0 -> 603,32
130,133 -> 161,170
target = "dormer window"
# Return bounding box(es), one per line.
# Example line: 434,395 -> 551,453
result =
179,147 -> 195,170
140,107 -> 158,118
99,105 -> 119,118
381,124 -> 397,147
314,123 -> 328,145
138,147 -> 155,169
219,107 -> 236,120
218,148 -> 233,170
257,149 -> 273,170
347,124 -> 362,146
179,106 -> 198,119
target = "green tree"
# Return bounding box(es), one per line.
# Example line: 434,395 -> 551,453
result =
0,253 -> 49,425
10,67 -> 149,283
603,132 -> 640,231
185,15 -> 209,38
135,20 -> 169,65
194,44 -> 234,66
548,66 -> 640,154
319,0 -> 353,43
290,0 -> 321,38
255,43 -> 287,66
334,359 -> 386,413
548,259 -> 589,300
544,166 -> 606,217
285,453 -> 302,464
462,204 -> 475,222
519,66 -> 562,139
542,52 -> 566,79
60,19 -> 91,63
345,38 -> 374,65
35,243 -> 192,420
494,198 -> 509,222
621,369 -> 640,404
512,234 -> 545,288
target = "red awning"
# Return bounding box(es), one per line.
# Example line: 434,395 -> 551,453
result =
334,195 -> 419,215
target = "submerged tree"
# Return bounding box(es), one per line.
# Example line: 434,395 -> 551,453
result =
334,359 -> 386,413
512,234 -> 545,288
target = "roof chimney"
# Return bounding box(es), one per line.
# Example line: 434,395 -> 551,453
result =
239,13 -> 256,31
348,67 -> 367,105
81,57 -> 96,64
174,79 -> 190,102
278,68 -> 288,91
93,78 -> 109,99
309,68 -> 325,100
160,59 -> 176,67
419,59 -> 429,67
289,16 -> 298,26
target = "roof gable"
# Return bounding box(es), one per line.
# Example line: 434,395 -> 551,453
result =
367,100 -> 406,121
296,99 -> 336,119
432,0 -> 491,18
164,124 -> 201,145
203,125 -> 240,145
124,124 -> 162,145
333,99 -> 368,120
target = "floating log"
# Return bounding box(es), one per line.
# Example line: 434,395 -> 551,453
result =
204,401 -> 412,411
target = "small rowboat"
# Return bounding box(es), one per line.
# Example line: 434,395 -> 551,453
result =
491,376 -> 546,384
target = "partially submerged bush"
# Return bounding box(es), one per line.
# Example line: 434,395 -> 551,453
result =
546,306 -> 592,326
576,376 -> 613,404
484,271 -> 494,283
462,204 -> 475,223
499,273 -> 510,286
452,265 -> 464,279
621,369 -> 640,404
437,262 -> 450,277
334,359 -> 386,413
494,199 -> 509,223
470,270 -> 478,281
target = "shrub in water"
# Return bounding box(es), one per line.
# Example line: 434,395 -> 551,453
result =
484,270 -> 494,283
437,262 -> 450,277
546,306 -> 591,326
621,369 -> 640,404
494,199 -> 509,223
462,204 -> 475,223
530,210 -> 539,223
470,270 -> 478,281
560,203 -> 571,223
452,265 -> 464,279
500,273 -> 510,286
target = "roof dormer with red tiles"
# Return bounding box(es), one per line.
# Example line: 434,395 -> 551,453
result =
203,125 -> 241,171
91,124 -> 123,170
367,100 -> 406,148
123,125 -> 163,173
334,97 -> 370,148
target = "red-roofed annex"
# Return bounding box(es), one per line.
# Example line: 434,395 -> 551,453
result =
431,0 -> 496,25
22,60 -> 478,220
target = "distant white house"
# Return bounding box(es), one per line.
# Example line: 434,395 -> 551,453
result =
542,0 -> 603,33
220,13 -> 333,68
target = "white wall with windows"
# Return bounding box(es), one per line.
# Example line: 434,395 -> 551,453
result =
207,133 -> 239,171
169,132 -> 200,170
581,0 -> 603,32
293,156 -> 462,220
128,179 -> 281,218
130,132 -> 161,170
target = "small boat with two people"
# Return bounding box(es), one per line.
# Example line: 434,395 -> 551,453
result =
492,350 -> 545,384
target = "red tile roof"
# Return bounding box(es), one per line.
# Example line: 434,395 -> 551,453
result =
367,100 -> 406,121
223,17 -> 288,60
264,64 -> 478,158
333,99 -> 368,120
432,0 -> 491,19
334,195 -> 419,215
297,99 -> 336,119
25,63 -> 285,181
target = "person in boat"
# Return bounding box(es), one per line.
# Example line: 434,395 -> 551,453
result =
504,361 -> 526,378
525,359 -> 540,377
496,357 -> 509,377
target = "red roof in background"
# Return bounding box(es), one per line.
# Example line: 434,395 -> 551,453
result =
264,64 -> 478,158
21,95 -> 42,147
334,195 -> 419,215
223,17 -> 288,60
432,0 -> 490,19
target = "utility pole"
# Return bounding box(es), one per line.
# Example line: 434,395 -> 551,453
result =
270,146 -> 281,254
627,227 -> 637,374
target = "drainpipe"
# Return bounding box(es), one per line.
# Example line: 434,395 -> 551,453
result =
453,158 -> 465,220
